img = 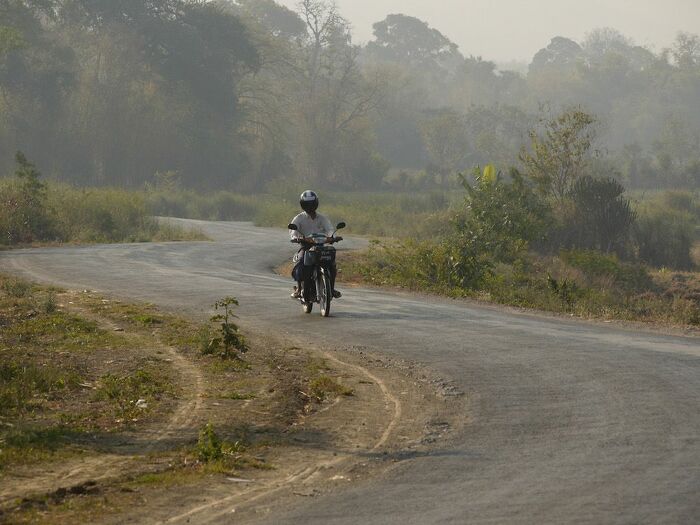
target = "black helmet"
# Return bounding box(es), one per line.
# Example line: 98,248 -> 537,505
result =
300,190 -> 319,213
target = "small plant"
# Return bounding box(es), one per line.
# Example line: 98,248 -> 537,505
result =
195,423 -> 246,464
196,423 -> 223,462
93,367 -> 172,420
547,274 -> 579,307
309,375 -> 354,401
2,279 -> 32,298
43,292 -> 57,314
205,297 -> 247,358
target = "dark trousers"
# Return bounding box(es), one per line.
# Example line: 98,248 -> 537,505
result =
292,259 -> 337,290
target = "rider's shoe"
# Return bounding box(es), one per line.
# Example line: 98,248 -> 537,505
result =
332,289 -> 342,299
291,286 -> 301,299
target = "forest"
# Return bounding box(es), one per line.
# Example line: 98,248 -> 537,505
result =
2,0 -> 700,326
1,0 -> 699,191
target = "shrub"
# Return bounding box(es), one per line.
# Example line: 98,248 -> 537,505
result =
0,152 -> 53,244
204,297 -> 247,358
196,423 -> 223,462
635,206 -> 694,269
560,249 -> 651,290
355,238 -> 491,292
195,423 -> 245,464
567,176 -> 636,256
458,166 -> 550,263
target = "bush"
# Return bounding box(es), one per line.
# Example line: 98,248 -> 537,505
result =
356,238 -> 491,292
560,249 -> 651,290
204,297 -> 247,358
635,206 -> 694,269
0,152 -> 53,244
47,185 -> 155,242
0,152 -> 206,246
566,176 -> 636,256
196,423 -> 223,462
458,166 -> 550,262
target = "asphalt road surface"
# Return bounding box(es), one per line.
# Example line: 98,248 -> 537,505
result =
2,220 -> 699,524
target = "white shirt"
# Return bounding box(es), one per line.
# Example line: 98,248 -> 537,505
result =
289,211 -> 334,240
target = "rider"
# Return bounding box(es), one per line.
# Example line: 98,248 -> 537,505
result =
290,190 -> 341,299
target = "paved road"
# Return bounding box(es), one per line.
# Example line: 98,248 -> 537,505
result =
2,220 -> 699,524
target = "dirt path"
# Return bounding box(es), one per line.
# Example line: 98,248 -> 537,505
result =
156,349 -> 410,525
1,287 -> 460,524
0,298 -> 208,506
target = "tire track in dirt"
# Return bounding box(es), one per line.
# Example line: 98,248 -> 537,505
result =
157,349 -> 403,525
0,302 -> 207,506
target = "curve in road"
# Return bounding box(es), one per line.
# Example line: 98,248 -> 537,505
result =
2,220 -> 699,524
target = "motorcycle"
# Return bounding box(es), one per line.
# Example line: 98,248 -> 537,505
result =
288,222 -> 345,317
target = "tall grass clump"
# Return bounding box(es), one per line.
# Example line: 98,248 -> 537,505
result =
0,153 -> 204,245
634,191 -> 698,270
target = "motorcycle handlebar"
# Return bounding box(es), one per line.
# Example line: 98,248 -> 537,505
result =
290,237 -> 343,244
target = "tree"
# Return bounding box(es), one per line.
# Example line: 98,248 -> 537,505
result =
229,0 -> 306,40
293,0 -> 386,186
568,175 -> 636,255
1,152 -> 52,244
365,14 -> 462,72
519,109 -> 599,202
672,32 -> 700,70
529,36 -> 584,74
457,166 -> 550,263
420,109 -> 469,185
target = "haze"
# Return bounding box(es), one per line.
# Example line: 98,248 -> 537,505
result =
276,0 -> 700,63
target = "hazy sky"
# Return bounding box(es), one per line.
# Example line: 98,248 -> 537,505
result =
275,0 -> 700,63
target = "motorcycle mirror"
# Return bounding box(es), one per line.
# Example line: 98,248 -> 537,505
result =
336,222 -> 346,230
288,223 -> 298,231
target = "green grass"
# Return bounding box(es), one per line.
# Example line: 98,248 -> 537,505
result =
0,426 -> 88,469
145,187 -> 459,238
342,246 -> 700,328
93,365 -> 176,422
0,274 -> 181,472
0,178 -> 208,246
0,361 -> 82,418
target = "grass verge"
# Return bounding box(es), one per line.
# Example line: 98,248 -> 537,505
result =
338,246 -> 700,330
1,273 -> 363,524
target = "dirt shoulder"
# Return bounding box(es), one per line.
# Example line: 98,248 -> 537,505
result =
0,274 -> 464,524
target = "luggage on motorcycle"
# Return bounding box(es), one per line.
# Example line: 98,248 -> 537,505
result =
303,245 -> 335,266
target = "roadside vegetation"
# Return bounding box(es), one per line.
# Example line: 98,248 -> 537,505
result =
0,153 -> 205,247
145,175 -> 456,238
0,273 -> 359,523
339,110 -> 700,329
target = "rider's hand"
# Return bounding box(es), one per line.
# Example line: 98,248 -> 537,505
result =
326,236 -> 334,244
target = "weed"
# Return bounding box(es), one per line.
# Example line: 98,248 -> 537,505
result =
196,423 -> 246,464
0,361 -> 81,417
222,391 -> 256,400
309,376 -> 354,401
0,425 -> 85,469
43,291 -> 58,313
2,278 -> 32,298
204,297 -> 247,358
132,314 -> 163,326
94,367 -> 173,421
